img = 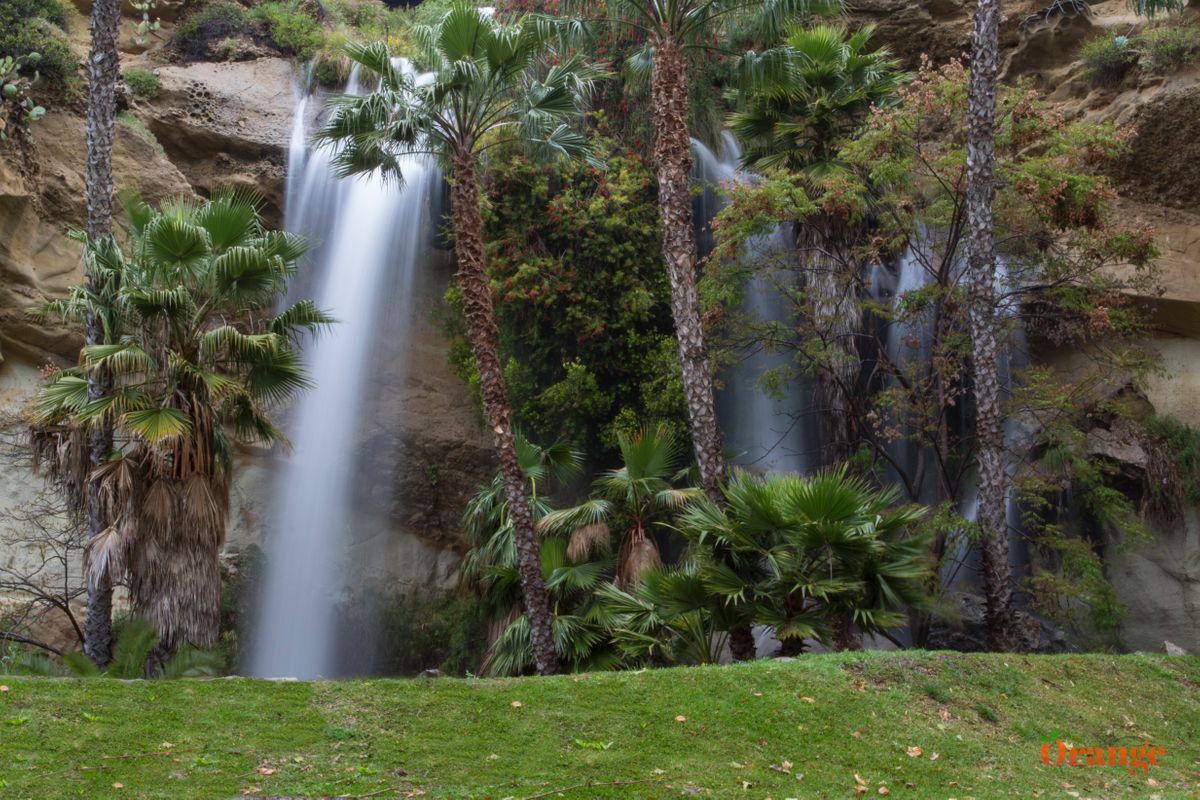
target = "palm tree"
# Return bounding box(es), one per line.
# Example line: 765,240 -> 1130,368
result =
676,468 -> 929,653
462,436 -> 581,649
733,24 -> 904,464
579,0 -> 842,501
965,0 -> 1016,651
313,4 -> 604,675
80,0 -> 123,669
463,437 -> 625,676
537,423 -> 701,589
32,191 -> 329,665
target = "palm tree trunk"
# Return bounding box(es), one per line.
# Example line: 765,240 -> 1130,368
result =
966,0 -> 1017,652
728,623 -> 755,661
651,36 -> 724,504
81,0 -> 122,669
449,149 -> 559,676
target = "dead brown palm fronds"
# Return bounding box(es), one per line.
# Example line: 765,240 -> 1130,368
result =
615,527 -> 662,590
29,191 -> 328,659
567,521 -> 611,562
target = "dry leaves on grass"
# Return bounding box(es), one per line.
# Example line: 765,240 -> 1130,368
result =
0,685 -> 9,692
906,746 -> 923,758
510,701 -> 523,708
675,715 -> 686,722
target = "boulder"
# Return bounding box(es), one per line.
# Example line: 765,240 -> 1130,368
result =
1106,508 -> 1200,654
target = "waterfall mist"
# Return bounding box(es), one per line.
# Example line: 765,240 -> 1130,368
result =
692,133 -> 820,475
249,66 -> 439,679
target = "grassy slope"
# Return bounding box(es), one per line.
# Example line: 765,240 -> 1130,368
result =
0,653 -> 1197,799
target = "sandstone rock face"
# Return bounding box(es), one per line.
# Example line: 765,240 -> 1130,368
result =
142,58 -> 297,225
0,112 -> 192,363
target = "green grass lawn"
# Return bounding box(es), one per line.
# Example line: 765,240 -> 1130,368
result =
0,652 -> 1196,799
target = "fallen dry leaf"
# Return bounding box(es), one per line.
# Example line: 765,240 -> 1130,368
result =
675,715 -> 687,722
879,787 -> 890,796
1147,778 -> 1160,787
510,701 -> 522,708
906,746 -> 923,758
257,767 -> 276,776
938,708 -> 951,722
851,730 -> 862,738
855,774 -> 868,786
112,784 -> 124,790
0,685 -> 8,692
800,696 -> 815,704
929,752 -> 940,761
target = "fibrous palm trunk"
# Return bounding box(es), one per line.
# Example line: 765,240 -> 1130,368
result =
965,0 -> 1017,652
651,36 -> 725,505
450,149 -> 559,676
81,0 -> 121,669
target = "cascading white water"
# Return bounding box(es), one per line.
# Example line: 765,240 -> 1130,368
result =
868,235 -> 1032,582
692,133 -> 819,475
249,65 -> 438,679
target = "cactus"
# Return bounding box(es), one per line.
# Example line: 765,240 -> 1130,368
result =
0,52 -> 46,140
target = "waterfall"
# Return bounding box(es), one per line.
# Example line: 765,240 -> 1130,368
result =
867,235 -> 1032,585
249,65 -> 439,679
692,133 -> 820,475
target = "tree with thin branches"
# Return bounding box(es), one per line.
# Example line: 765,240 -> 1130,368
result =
313,3 -> 605,675
732,24 -> 904,464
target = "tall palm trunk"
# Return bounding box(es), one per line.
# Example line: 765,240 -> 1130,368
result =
965,0 -> 1016,651
81,0 -> 122,668
449,149 -> 559,676
650,36 -> 725,505
798,217 -> 859,465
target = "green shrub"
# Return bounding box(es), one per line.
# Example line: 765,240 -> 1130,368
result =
213,35 -> 242,61
249,1 -> 324,59
1137,20 -> 1200,74
0,0 -> 73,90
444,128 -> 689,459
174,0 -> 248,59
122,66 -> 160,99
1080,34 -> 1138,87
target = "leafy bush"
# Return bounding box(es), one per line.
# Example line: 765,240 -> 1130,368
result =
214,35 -> 242,60
1080,34 -> 1138,87
0,0 -> 73,90
446,128 -> 689,459
174,0 -> 248,59
122,66 -> 160,99
1137,20 -> 1200,74
249,0 -> 324,59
